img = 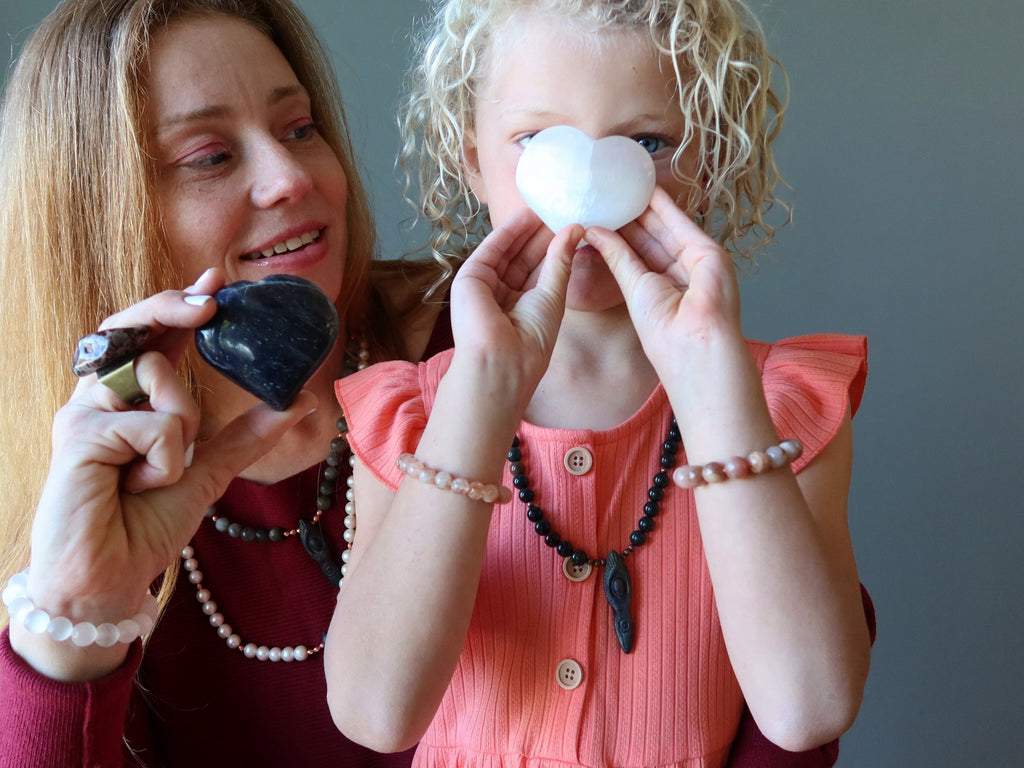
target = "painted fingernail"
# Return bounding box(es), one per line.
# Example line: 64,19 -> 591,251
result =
184,442 -> 195,468
184,295 -> 213,306
184,268 -> 217,294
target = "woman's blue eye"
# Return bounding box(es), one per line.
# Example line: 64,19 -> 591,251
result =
189,150 -> 229,168
516,133 -> 537,148
287,122 -> 318,141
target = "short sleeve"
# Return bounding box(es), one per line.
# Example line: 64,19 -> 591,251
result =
747,334 -> 868,473
335,349 -> 455,490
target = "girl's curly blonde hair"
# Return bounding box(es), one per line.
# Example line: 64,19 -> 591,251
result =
400,0 -> 789,281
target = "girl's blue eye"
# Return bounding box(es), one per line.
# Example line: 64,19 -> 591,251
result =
635,135 -> 666,154
516,133 -> 537,148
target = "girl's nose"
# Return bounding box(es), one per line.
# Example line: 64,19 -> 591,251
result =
250,140 -> 313,208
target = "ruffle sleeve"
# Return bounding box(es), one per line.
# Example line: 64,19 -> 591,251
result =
335,349 -> 455,490
747,334 -> 868,473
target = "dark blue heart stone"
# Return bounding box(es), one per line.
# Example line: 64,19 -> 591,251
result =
195,275 -> 339,410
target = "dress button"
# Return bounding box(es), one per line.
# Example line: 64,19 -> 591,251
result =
563,447 -> 593,476
562,557 -> 593,582
555,659 -> 583,690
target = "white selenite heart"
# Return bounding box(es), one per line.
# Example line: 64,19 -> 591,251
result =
515,125 -> 656,234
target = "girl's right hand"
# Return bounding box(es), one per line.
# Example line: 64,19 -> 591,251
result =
448,209 -> 581,412
12,269 -> 315,681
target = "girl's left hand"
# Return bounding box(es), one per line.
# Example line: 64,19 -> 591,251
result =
583,187 -> 744,371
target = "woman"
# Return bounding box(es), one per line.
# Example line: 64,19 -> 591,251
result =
0,1 -> 444,766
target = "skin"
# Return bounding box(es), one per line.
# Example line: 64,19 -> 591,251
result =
10,15 -> 354,682
328,8 -> 870,754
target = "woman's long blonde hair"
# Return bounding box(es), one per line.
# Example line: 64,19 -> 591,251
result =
0,0 -> 381,622
400,0 -> 789,282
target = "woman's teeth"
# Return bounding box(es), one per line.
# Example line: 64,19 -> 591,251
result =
245,229 -> 320,260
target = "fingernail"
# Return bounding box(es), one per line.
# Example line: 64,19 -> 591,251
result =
184,295 -> 213,306
184,443 -> 195,468
184,268 -> 217,294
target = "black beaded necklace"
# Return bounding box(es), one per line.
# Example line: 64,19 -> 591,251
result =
507,417 -> 681,654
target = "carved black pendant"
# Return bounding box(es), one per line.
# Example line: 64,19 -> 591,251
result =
298,518 -> 343,588
604,550 -> 634,653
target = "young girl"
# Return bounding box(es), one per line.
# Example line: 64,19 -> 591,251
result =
325,2 -> 871,766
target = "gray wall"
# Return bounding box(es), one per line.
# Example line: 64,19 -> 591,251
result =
4,1 -> 1022,765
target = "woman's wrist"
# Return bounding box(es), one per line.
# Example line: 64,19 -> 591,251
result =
5,568 -> 155,682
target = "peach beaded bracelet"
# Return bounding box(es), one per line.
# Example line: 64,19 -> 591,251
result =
396,453 -> 513,504
672,439 -> 803,489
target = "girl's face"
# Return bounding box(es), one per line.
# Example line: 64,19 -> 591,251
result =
147,15 -> 348,301
465,11 -> 698,312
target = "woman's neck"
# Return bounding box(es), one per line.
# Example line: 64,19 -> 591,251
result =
524,305 -> 660,430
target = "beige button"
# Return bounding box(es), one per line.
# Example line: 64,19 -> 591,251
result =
562,556 -> 593,582
555,659 -> 583,690
563,447 -> 593,476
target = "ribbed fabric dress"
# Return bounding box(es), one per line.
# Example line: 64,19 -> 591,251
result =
337,334 -> 868,768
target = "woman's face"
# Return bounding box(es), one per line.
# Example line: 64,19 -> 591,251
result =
147,14 -> 348,301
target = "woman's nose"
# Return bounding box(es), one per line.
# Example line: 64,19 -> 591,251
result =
249,140 -> 313,208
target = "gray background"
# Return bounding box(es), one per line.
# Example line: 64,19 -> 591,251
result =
3,1 -> 1022,765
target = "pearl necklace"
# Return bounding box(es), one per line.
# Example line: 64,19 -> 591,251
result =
178,338 -> 365,662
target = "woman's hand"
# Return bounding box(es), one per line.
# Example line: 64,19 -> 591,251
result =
583,187 -> 745,377
449,209 -> 581,411
14,269 -> 315,681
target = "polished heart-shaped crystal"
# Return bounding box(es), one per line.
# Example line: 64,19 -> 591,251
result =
515,125 -> 656,234
195,275 -> 339,410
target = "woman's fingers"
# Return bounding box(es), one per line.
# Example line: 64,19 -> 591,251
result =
170,390 -> 318,508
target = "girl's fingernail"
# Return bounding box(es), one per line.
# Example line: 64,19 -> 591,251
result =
184,443 -> 195,468
184,295 -> 213,306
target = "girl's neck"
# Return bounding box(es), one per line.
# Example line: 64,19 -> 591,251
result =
525,305 -> 660,430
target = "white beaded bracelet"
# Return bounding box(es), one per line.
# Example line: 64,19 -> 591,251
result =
2,569 -> 158,647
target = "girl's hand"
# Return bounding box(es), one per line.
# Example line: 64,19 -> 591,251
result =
584,187 -> 745,374
15,269 -> 314,680
450,208 -> 581,409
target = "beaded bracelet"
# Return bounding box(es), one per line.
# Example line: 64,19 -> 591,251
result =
2,569 -> 158,647
672,438 -> 803,489
396,453 -> 513,504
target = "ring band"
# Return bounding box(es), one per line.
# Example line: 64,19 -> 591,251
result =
97,357 -> 149,406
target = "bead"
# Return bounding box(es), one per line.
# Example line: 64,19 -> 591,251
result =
226,634 -> 241,649
47,616 -> 73,642
702,462 -> 727,484
343,528 -> 355,544
294,646 -> 308,661
183,558 -> 198,572
214,517 -> 231,533
227,523 -> 243,538
766,444 -> 787,468
268,527 -> 285,542
24,608 -> 50,634
195,589 -> 211,603
181,546 -> 194,559
256,646 -> 270,661
748,450 -> 771,473
724,457 -> 751,479
209,613 -> 224,628
638,516 -> 655,532
643,501 -> 660,517
779,439 -> 803,460
116,619 -> 140,643
268,647 -> 282,662
534,520 -> 552,536
71,623 -> 98,647
217,623 -> 233,639
243,644 -> 258,658
187,570 -> 204,584
241,527 -> 257,542
673,465 -> 703,488
556,542 -> 573,558
527,505 -> 544,522
653,471 -> 669,488
202,601 -> 218,615
571,550 -> 588,567
95,623 -> 120,648
344,514 -> 356,529
630,530 -> 646,546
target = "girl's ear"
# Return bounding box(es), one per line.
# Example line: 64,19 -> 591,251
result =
462,130 -> 488,205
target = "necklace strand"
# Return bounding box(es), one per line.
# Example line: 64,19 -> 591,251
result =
178,338 -> 365,661
507,416 -> 680,654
